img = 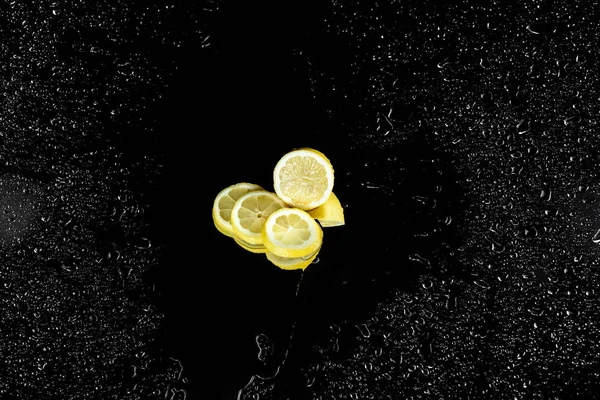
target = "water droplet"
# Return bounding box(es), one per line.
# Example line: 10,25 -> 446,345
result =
528,306 -> 545,317
521,226 -> 538,237
516,119 -> 530,134
526,22 -> 556,35
593,228 -> 600,243
408,254 -> 432,269
484,235 -> 505,253
255,334 -> 274,363
130,236 -> 151,249
356,324 -> 371,338
563,115 -> 580,126
332,337 -> 339,352
361,182 -> 394,194
540,187 -> 552,201
474,279 -> 490,289
565,308 -> 579,317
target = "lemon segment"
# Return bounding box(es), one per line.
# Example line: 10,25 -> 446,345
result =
273,148 -> 334,210
213,183 -> 263,237
265,247 -> 320,270
307,192 -> 345,227
231,190 -> 286,245
262,207 -> 323,258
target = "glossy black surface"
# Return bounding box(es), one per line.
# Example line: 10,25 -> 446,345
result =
3,2 -> 600,400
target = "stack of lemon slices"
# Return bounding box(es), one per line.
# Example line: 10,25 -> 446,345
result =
212,148 -> 345,270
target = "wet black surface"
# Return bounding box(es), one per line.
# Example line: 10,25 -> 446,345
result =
3,1 -> 600,400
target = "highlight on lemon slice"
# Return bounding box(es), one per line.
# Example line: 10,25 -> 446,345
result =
307,192 -> 345,227
262,207 -> 323,258
234,236 -> 267,254
273,148 -> 334,210
213,182 -> 263,237
231,190 -> 286,245
265,246 -> 320,271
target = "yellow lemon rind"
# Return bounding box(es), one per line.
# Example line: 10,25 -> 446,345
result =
213,214 -> 235,237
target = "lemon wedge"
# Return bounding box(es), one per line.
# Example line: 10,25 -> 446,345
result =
231,190 -> 286,245
307,192 -> 345,227
212,182 -> 263,237
273,148 -> 334,210
265,247 -> 320,270
262,207 -> 323,258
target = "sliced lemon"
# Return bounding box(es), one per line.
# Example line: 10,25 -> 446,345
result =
273,148 -> 334,210
262,207 -> 323,258
213,182 -> 263,237
234,236 -> 267,254
265,247 -> 320,270
307,192 -> 345,227
231,190 -> 286,245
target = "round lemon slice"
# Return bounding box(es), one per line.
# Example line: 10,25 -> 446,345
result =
265,247 -> 320,270
231,190 -> 286,245
262,207 -> 323,258
273,148 -> 334,210
307,192 -> 345,227
213,182 -> 263,237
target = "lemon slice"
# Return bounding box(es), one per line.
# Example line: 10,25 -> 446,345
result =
213,182 -> 263,237
262,207 -> 323,258
307,192 -> 345,227
231,190 -> 286,245
265,247 -> 320,270
273,148 -> 334,210
234,236 -> 268,254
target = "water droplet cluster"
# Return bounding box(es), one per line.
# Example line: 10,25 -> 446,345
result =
0,2 -> 210,398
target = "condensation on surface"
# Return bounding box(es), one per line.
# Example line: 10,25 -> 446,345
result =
0,2 -> 210,399
237,1 -> 600,399
0,173 -> 44,247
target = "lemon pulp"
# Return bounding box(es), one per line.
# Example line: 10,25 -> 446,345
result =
273,148 -> 334,210
231,190 -> 286,245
